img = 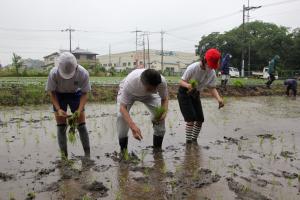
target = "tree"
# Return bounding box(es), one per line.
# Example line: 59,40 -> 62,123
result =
196,21 -> 299,71
12,53 -> 23,76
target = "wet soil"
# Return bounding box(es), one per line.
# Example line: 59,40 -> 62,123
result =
0,96 -> 300,199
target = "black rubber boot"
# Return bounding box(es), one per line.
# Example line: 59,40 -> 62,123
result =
77,123 -> 90,157
57,124 -> 68,159
119,137 -> 128,153
153,135 -> 164,150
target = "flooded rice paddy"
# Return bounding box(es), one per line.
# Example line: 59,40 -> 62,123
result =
0,96 -> 300,200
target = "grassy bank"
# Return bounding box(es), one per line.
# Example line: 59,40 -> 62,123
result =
0,77 -> 286,106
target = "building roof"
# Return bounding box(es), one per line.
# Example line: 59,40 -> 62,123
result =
72,47 -> 98,55
44,47 -> 98,59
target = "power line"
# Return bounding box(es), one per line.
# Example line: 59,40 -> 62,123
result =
261,0 -> 300,8
166,10 -> 241,32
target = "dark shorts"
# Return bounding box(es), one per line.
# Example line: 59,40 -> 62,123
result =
53,91 -> 83,113
177,86 -> 204,122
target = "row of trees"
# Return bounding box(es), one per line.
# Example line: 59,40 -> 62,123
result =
196,21 -> 300,71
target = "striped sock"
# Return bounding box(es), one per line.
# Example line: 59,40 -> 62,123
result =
192,122 -> 202,141
186,123 -> 194,142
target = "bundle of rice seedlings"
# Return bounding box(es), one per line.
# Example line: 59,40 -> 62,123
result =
67,111 -> 80,144
189,79 -> 198,89
153,106 -> 166,123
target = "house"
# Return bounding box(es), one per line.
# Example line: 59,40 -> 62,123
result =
43,47 -> 98,68
97,49 -> 198,75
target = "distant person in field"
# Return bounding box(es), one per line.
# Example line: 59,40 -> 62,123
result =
116,69 -> 168,153
284,79 -> 297,97
220,53 -> 232,90
266,55 -> 280,88
177,48 -> 224,144
46,52 -> 91,159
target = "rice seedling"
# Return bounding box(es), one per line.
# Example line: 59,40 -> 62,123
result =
115,190 -> 122,200
287,178 -> 292,187
259,137 -> 264,146
238,142 -> 242,151
170,178 -> 177,191
8,192 -> 15,200
51,132 -> 57,140
26,191 -> 36,199
82,194 -> 91,200
160,163 -> 167,174
189,79 -> 198,89
35,134 -> 40,144
140,150 -> 147,164
153,106 -> 166,123
144,167 -> 150,177
67,111 -> 80,144
142,184 -> 151,193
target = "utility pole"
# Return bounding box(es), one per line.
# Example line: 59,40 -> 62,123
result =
109,44 -> 112,67
147,33 -> 150,69
61,27 -> 75,52
131,29 -> 142,67
242,4 -> 245,77
242,2 -> 261,77
247,0 -> 251,76
142,34 -> 146,68
160,30 -> 165,72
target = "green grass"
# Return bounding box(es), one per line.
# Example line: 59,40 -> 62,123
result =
0,76 -> 284,106
0,76 -> 284,86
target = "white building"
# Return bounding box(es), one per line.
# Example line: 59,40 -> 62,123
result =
97,49 -> 198,74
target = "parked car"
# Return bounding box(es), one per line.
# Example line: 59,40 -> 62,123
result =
229,67 -> 240,78
252,67 -> 278,79
218,67 -> 240,78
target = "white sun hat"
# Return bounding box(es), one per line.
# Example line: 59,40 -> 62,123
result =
57,52 -> 77,79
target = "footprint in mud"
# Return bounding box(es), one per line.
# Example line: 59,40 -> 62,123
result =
228,164 -> 243,173
82,181 -> 109,198
226,177 -> 271,200
281,171 -> 299,179
213,136 -> 240,145
257,134 -> 276,140
191,168 -> 221,188
280,151 -> 295,159
36,167 -> 56,180
238,155 -> 253,160
250,167 -> 265,177
0,172 -> 14,181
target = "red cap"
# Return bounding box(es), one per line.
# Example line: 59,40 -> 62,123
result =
205,48 -> 221,69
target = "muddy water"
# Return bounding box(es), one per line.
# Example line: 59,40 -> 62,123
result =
0,96 -> 300,200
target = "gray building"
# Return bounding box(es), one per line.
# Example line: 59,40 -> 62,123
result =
97,49 -> 198,74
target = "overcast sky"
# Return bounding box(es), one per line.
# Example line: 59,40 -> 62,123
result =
0,0 -> 300,65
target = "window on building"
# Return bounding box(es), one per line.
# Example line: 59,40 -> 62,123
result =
108,63 -> 112,67
123,62 -> 127,67
114,63 -> 117,67
75,55 -> 80,59
128,62 -> 131,66
133,62 -> 136,66
139,61 -> 143,65
103,64 -> 107,67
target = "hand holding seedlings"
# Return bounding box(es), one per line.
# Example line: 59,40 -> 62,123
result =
153,106 -> 167,124
130,123 -> 143,141
187,79 -> 198,93
57,109 -> 67,117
